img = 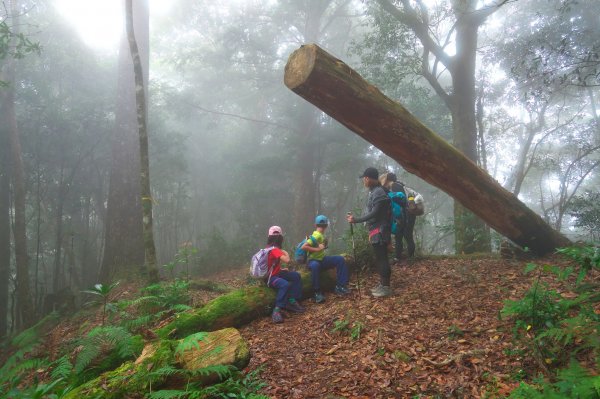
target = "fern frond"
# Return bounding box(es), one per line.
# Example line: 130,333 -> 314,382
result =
123,314 -> 157,330
0,359 -> 48,382
10,327 -> 39,349
175,332 -> 208,356
187,364 -> 234,380
146,389 -> 191,399
50,355 -> 73,380
127,295 -> 162,307
171,304 -> 192,312
74,326 -> 136,374
148,365 -> 182,379
74,339 -> 102,374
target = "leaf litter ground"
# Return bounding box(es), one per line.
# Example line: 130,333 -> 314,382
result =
240,257 -> 548,398
28,255 -> 566,398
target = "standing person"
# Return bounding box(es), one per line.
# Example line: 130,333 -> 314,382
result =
346,167 -> 393,297
382,173 -> 424,263
302,215 -> 350,303
265,226 -> 305,323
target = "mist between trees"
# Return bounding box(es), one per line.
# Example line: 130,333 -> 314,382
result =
0,0 -> 598,334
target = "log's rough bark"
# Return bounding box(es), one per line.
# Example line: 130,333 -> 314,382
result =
284,44 -> 571,256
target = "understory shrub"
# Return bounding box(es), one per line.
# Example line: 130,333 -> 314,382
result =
501,245 -> 600,398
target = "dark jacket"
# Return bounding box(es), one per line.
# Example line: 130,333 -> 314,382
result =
353,184 -> 391,239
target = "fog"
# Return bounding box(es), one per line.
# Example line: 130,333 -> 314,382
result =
1,0 -> 598,332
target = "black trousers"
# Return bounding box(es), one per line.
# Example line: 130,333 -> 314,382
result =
373,243 -> 390,286
395,213 -> 416,258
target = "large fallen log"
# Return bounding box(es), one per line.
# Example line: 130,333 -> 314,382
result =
284,44 -> 571,256
156,269 -> 337,339
64,328 -> 250,399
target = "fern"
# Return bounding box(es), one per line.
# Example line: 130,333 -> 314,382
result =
510,361 -> 600,398
171,304 -> 192,312
74,326 -> 138,374
146,390 -> 191,399
123,313 -> 160,331
148,365 -> 182,379
50,355 -> 74,380
187,364 -> 234,380
0,357 -> 49,387
10,325 -> 39,349
175,332 -> 208,356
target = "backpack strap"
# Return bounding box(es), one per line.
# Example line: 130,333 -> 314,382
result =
265,246 -> 276,285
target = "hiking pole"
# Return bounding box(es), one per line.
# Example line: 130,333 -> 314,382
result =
348,212 -> 361,301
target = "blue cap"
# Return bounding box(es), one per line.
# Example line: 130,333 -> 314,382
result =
315,215 -> 329,225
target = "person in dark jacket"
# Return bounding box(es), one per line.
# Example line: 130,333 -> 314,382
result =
346,167 -> 393,297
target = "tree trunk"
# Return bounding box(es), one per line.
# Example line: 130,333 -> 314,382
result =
52,164 -> 66,293
125,0 -> 158,281
449,15 -> 490,253
284,44 -> 571,256
99,0 -> 149,283
292,105 -> 318,239
0,96 -> 10,337
1,55 -> 35,329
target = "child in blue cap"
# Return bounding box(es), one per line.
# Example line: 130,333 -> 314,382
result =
301,215 -> 350,303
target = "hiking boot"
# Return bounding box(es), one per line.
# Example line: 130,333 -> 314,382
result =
272,308 -> 283,323
370,283 -> 383,293
314,292 -> 325,304
335,285 -> 350,295
371,285 -> 392,297
285,301 -> 305,313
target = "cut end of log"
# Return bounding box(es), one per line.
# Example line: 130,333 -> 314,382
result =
284,43 -> 318,89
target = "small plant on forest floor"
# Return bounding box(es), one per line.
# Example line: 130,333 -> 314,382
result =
447,324 -> 464,340
163,244 -> 199,280
81,281 -> 120,326
118,279 -> 192,332
331,314 -> 365,341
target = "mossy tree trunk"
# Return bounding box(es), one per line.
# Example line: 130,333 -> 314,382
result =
125,0 -> 158,281
283,44 -> 571,256
157,269 -> 336,339
64,328 -> 250,399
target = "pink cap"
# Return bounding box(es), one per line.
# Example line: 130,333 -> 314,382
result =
268,225 -> 283,236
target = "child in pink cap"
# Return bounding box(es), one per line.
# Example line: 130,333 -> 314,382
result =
265,226 -> 304,323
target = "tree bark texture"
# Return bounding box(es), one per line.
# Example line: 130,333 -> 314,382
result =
125,0 -> 158,281
99,0 -> 149,283
283,44 -> 571,256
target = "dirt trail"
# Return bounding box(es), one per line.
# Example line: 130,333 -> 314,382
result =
240,257 -> 539,398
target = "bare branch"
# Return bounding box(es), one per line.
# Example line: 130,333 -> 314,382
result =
421,48 -> 451,107
376,0 -> 453,70
184,102 -> 300,134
